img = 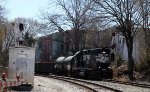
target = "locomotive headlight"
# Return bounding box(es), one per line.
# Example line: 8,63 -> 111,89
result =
99,66 -> 101,68
102,52 -> 106,54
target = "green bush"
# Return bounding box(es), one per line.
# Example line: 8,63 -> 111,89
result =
116,54 -> 124,67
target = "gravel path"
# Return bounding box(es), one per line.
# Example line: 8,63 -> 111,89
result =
33,76 -> 91,92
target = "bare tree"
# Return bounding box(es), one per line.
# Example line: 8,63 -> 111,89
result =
94,0 -> 142,80
42,0 -> 104,53
14,18 -> 46,38
0,0 -> 7,48
137,0 -> 150,47
136,0 -> 150,70
0,0 -> 8,66
13,17 -> 46,46
0,21 -> 16,66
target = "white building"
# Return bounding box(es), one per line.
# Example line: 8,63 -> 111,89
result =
112,30 -> 141,62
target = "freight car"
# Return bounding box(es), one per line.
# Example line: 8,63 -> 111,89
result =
54,56 -> 74,75
35,62 -> 54,75
55,47 -> 113,79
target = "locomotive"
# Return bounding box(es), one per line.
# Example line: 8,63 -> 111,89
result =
55,47 -> 113,79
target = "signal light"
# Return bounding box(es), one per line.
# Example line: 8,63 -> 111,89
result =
112,32 -> 115,36
111,44 -> 116,49
19,41 -> 23,45
19,23 -> 24,31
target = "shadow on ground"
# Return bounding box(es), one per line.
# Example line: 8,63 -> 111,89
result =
9,85 -> 33,91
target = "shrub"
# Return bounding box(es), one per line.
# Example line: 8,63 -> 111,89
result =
116,54 -> 124,67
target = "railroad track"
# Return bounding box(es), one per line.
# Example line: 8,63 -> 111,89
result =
41,75 -> 122,92
105,80 -> 150,89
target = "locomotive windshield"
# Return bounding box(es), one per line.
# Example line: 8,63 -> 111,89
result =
96,48 -> 110,63
100,54 -> 109,63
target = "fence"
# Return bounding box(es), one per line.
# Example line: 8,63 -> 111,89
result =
0,66 -> 8,76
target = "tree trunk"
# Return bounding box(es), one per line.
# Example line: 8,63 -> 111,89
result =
74,29 -> 80,52
0,39 -> 2,66
126,38 -> 134,80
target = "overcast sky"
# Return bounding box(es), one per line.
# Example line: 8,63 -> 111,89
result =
6,0 -> 50,21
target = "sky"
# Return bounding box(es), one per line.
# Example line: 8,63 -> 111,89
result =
6,0 -> 50,21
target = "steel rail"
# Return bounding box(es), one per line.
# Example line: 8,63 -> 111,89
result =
41,75 -> 122,92
105,80 -> 150,89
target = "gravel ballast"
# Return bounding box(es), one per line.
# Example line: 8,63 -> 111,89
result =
33,76 -> 92,92
9,76 -> 150,92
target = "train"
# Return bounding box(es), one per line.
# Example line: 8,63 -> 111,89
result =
35,62 -> 54,75
35,47 -> 114,79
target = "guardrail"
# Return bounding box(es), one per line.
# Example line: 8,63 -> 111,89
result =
0,79 -> 24,91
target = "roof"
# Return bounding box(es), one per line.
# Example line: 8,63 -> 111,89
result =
64,56 -> 74,62
74,51 -> 81,56
55,57 -> 66,62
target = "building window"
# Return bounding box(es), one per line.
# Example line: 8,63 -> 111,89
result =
49,44 -> 51,50
119,38 -> 121,44
61,44 -> 64,50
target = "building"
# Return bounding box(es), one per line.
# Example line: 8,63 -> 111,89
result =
36,32 -> 64,62
111,27 -> 144,62
51,32 -> 64,60
36,29 -> 112,62
35,38 -> 42,63
38,36 -> 52,62
63,29 -> 112,55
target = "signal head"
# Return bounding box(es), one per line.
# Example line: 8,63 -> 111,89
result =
19,23 -> 24,31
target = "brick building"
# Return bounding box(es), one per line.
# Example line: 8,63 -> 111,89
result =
38,36 -> 52,62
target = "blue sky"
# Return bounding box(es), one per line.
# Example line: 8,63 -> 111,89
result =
6,0 -> 50,21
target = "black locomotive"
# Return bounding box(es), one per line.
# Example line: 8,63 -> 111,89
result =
54,47 -> 113,79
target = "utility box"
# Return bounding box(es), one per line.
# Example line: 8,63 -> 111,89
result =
8,46 -> 35,86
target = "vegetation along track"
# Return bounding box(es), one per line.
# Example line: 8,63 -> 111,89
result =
40,75 -> 122,92
105,80 -> 150,89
